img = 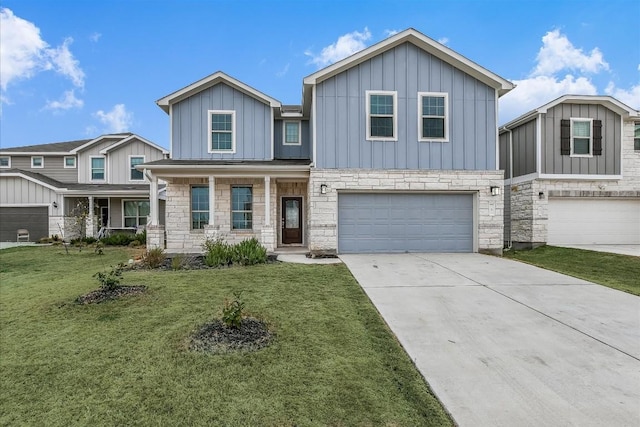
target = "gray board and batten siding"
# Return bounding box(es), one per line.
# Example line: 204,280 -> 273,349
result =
498,119 -> 537,179
314,42 -> 497,170
6,155 -> 78,183
273,120 -> 312,160
542,103 -> 621,175
171,83 -> 272,160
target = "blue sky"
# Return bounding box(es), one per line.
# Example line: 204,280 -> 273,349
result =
1,0 -> 638,149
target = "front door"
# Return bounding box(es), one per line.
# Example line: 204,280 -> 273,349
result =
282,197 -> 302,244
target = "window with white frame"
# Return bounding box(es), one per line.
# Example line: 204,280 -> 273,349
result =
634,122 -> 640,151
191,186 -> 209,230
0,156 -> 10,168
130,156 -> 144,181
366,91 -> 397,140
571,119 -> 592,156
64,156 -> 76,168
31,156 -> 44,168
208,110 -> 235,152
123,200 -> 150,227
231,186 -> 252,230
283,121 -> 301,145
91,157 -> 105,180
418,92 -> 448,141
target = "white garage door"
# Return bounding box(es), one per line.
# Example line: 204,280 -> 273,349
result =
338,193 -> 474,253
548,198 -> 640,245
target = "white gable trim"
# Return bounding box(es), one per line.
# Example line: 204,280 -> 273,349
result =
0,172 -> 65,191
70,134 -> 130,153
156,71 -> 282,113
303,28 -> 514,96
100,134 -> 169,155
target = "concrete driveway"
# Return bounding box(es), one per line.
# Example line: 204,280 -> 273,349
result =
340,253 -> 640,427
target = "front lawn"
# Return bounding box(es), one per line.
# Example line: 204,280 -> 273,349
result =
504,245 -> 640,296
0,246 -> 452,426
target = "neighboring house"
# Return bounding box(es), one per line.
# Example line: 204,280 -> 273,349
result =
499,95 -> 640,248
0,133 -> 168,242
142,28 -> 514,254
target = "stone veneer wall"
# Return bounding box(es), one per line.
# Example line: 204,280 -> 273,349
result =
308,169 -> 504,255
509,120 -> 640,247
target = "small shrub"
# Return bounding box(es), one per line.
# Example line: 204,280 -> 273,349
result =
94,242 -> 104,255
222,291 -> 245,329
134,229 -> 146,245
143,247 -> 166,269
101,233 -> 135,246
232,238 -> 267,266
203,237 -> 233,267
171,254 -> 185,270
93,263 -> 125,291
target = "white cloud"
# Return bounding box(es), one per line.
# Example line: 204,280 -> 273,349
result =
532,29 -> 609,76
604,81 -> 640,109
437,37 -> 449,46
305,27 -> 371,68
384,29 -> 400,37
45,89 -> 83,110
94,104 -> 133,133
89,32 -> 101,42
0,7 -> 85,93
276,63 -> 290,78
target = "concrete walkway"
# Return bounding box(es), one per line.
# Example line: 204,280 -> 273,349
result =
340,253 -> 640,427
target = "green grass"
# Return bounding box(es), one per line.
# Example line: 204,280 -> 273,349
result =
0,246 -> 452,427
504,245 -> 640,296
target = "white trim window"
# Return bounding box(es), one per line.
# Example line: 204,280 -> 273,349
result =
283,121 -> 301,145
123,200 -> 150,227
0,156 -> 10,168
571,118 -> 593,157
64,156 -> 76,168
418,92 -> 449,141
634,122 -> 640,151
366,91 -> 397,141
90,156 -> 106,181
129,155 -> 145,181
191,185 -> 209,230
231,185 -> 252,230
208,110 -> 236,153
31,156 -> 44,168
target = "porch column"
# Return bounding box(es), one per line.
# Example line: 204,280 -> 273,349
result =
86,196 -> 94,238
204,175 -> 218,241
261,175 -> 275,251
149,171 -> 159,226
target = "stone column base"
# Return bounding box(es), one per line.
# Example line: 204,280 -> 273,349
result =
261,227 -> 276,252
146,225 -> 165,250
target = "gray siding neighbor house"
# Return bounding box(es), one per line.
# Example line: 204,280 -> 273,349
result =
499,95 -> 640,247
0,134 -> 168,242
143,28 -> 514,254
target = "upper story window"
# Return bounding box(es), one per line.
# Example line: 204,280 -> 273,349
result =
231,186 -> 252,230
366,91 -> 397,141
91,156 -> 106,181
571,118 -> 593,157
31,156 -> 44,168
561,118 -> 602,156
634,122 -> 640,151
418,92 -> 449,141
64,156 -> 76,168
208,110 -> 235,153
191,185 -> 209,230
129,156 -> 145,181
0,156 -> 10,168
283,121 -> 301,145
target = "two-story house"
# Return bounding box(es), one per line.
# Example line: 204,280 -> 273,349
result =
499,95 -> 640,248
0,133 -> 168,241
142,28 -> 514,254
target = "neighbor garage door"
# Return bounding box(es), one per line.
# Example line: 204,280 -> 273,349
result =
338,193 -> 473,253
548,198 -> 640,245
0,207 -> 49,242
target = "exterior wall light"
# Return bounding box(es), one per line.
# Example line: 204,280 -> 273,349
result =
490,186 -> 501,196
320,184 -> 327,194
52,201 -> 58,208
539,191 -> 545,199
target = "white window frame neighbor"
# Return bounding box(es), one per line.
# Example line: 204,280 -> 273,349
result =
418,92 -> 449,142
0,156 -> 10,168
31,156 -> 44,168
366,90 -> 398,141
208,110 -> 236,153
191,185 -> 209,230
129,155 -> 145,181
64,156 -> 76,168
90,156 -> 106,181
122,199 -> 150,228
634,122 -> 640,151
231,185 -> 253,230
570,118 -> 593,157
283,121 -> 302,145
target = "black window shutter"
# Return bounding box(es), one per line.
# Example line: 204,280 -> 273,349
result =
593,119 -> 603,155
560,119 -> 570,155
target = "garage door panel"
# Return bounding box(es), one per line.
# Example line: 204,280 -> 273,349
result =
548,198 -> 640,245
338,193 -> 473,253
0,207 -> 49,242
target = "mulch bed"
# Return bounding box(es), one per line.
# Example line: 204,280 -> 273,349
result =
189,317 -> 273,354
75,285 -> 147,304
